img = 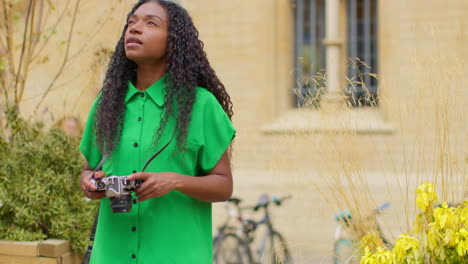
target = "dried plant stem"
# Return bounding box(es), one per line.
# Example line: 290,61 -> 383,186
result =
33,0 -> 81,113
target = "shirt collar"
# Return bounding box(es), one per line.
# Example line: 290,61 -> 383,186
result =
125,76 -> 166,107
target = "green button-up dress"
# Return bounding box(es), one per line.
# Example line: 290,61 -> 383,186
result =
79,76 -> 236,264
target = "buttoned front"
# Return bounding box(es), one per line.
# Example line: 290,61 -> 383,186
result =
80,76 -> 235,264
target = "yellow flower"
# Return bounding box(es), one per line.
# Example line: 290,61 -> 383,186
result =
434,202 -> 458,229
360,247 -> 396,264
360,247 -> 375,264
360,232 -> 385,252
427,223 -> 440,251
393,234 -> 421,263
415,181 -> 438,212
460,201 -> 468,225
431,202 -> 460,247
456,228 -> 468,257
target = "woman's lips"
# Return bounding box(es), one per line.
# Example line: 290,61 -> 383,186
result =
126,37 -> 143,47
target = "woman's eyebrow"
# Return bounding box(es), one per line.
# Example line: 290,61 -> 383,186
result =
129,13 -> 164,23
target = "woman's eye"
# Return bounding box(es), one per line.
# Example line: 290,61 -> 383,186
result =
148,21 -> 158,27
127,20 -> 135,25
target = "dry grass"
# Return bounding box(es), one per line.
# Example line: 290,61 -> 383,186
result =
294,54 -> 467,250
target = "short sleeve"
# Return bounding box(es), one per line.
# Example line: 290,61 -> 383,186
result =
79,96 -> 103,169
191,89 -> 236,174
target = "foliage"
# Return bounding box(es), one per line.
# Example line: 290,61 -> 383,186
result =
0,109 -> 98,255
360,182 -> 468,264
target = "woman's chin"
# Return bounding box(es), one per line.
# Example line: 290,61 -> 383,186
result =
125,53 -> 140,63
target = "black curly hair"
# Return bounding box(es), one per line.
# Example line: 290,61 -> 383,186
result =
95,0 -> 233,156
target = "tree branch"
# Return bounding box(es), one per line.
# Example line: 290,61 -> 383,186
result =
30,0 -> 71,62
16,0 -> 38,103
13,0 -> 33,105
0,69 -> 8,106
2,0 -> 15,80
67,10 -> 113,62
33,0 -> 81,113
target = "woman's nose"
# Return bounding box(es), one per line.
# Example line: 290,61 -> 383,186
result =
129,23 -> 142,34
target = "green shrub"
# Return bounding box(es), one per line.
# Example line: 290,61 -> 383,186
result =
0,112 -> 98,256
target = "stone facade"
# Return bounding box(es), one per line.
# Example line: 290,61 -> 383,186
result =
17,0 -> 467,261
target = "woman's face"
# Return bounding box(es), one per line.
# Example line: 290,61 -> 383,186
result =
124,1 -> 168,65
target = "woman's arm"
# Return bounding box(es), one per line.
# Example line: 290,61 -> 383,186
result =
128,150 -> 233,203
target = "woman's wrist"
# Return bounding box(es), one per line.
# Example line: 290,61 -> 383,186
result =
171,172 -> 185,191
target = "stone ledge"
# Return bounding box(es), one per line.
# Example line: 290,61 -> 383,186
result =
262,108 -> 394,134
0,239 -> 80,264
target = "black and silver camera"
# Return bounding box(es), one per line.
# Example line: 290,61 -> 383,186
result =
90,176 -> 142,213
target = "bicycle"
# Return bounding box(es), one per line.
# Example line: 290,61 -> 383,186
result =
213,197 -> 253,264
213,194 -> 293,264
246,194 -> 293,264
333,202 -> 391,264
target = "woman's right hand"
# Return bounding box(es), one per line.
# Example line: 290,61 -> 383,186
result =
81,162 -> 107,200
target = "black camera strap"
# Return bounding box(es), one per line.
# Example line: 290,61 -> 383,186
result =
82,130 -> 176,264
81,154 -> 107,264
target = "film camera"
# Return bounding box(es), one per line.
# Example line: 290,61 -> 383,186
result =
90,175 -> 142,213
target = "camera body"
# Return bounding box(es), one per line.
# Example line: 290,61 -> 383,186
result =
91,176 -> 142,213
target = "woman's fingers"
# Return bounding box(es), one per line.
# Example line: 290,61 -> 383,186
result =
93,171 -> 106,179
136,185 -> 156,200
81,170 -> 107,199
136,192 -> 153,202
84,188 -> 107,200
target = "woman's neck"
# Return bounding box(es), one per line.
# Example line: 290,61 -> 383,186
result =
135,63 -> 166,91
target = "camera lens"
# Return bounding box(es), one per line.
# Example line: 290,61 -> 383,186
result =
96,181 -> 106,189
110,195 -> 133,213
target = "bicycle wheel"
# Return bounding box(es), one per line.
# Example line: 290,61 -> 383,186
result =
333,239 -> 360,264
213,233 -> 252,264
261,232 -> 292,264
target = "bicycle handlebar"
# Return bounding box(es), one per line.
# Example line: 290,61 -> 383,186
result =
335,202 -> 391,222
377,202 -> 391,212
244,194 -> 292,211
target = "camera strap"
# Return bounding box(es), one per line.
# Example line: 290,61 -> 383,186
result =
82,129 -> 176,264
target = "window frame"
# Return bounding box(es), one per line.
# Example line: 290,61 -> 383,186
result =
292,0 -> 379,108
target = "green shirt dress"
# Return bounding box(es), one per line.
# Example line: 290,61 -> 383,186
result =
79,76 -> 236,264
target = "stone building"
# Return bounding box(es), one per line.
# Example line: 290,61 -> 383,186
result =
16,0 -> 467,261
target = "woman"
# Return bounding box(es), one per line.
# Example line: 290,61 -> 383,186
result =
79,1 -> 235,263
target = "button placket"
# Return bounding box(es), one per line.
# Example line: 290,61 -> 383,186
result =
130,92 -> 145,264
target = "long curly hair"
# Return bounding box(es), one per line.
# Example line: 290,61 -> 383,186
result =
95,0 -> 233,156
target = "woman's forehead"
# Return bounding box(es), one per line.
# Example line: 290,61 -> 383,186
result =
132,1 -> 168,22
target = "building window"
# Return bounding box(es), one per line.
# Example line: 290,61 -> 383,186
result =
293,0 -> 379,108
293,0 -> 326,108
346,0 -> 379,107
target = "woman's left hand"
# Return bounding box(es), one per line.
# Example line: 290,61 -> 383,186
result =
127,172 -> 179,202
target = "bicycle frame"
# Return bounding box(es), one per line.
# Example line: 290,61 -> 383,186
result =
245,194 -> 291,263
213,195 -> 292,264
254,209 -> 274,261
333,203 -> 392,264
